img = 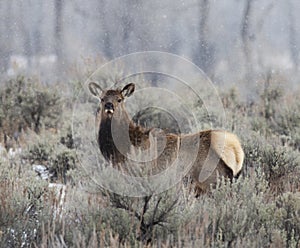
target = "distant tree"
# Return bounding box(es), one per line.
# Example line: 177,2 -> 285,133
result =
0,2 -> 12,72
72,0 -> 114,58
54,0 -> 64,72
255,2 -> 274,70
193,0 -> 215,74
241,0 -> 254,78
287,0 -> 299,70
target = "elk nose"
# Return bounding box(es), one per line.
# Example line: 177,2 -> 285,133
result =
104,102 -> 114,110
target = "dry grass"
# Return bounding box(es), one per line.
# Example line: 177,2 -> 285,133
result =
0,74 -> 300,247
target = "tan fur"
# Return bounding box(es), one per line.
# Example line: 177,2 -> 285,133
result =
210,131 -> 244,176
89,82 -> 245,195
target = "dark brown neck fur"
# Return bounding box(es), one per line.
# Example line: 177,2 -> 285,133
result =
98,112 -> 151,164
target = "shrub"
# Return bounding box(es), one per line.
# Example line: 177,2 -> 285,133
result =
1,72 -> 300,247
23,131 -> 77,184
242,133 -> 300,193
274,192 -> 300,247
0,160 -> 48,247
0,76 -> 62,147
104,189 -> 184,244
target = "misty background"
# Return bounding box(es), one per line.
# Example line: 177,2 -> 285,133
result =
0,0 -> 299,96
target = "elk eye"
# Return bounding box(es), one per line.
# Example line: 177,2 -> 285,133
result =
117,98 -> 122,103
100,98 -> 104,102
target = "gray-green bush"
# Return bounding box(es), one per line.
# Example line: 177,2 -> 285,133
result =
0,76 -> 62,149
0,74 -> 300,247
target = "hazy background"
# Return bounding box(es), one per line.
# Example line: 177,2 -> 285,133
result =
0,0 -> 299,95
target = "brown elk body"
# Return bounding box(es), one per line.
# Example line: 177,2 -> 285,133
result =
89,82 -> 244,194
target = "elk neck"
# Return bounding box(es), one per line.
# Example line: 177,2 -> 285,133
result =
98,108 -> 151,163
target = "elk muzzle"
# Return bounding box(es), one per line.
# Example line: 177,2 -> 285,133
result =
104,102 -> 114,114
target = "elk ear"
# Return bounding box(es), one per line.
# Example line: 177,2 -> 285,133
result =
121,83 -> 135,98
88,82 -> 102,97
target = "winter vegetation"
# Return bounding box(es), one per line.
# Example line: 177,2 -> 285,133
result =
0,1 -> 300,247
0,71 -> 299,247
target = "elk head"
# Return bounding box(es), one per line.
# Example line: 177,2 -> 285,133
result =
88,82 -> 135,120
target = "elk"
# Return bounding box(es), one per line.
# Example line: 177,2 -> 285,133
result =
88,82 -> 244,194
